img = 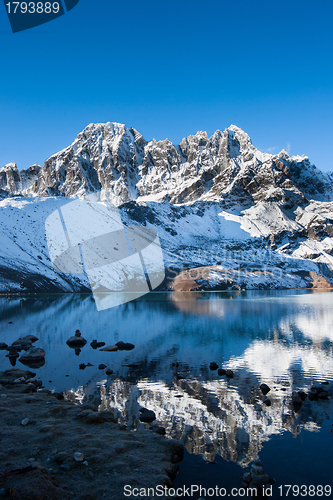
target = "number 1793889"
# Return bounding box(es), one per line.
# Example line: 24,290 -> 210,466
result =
5,2 -> 60,14
278,485 -> 331,496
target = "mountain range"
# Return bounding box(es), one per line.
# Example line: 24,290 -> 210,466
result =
1,122 -> 333,293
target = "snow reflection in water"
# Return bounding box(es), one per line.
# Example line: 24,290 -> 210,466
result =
0,290 -> 333,474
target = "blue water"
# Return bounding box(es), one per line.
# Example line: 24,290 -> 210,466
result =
0,289 -> 333,498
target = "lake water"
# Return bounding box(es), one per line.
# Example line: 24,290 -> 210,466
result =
1,290 -> 333,498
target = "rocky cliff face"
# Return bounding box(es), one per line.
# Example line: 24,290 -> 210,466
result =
1,122 -> 332,207
0,162 -> 41,198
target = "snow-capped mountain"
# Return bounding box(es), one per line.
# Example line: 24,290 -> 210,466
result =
1,122 -> 333,293
1,122 -> 332,205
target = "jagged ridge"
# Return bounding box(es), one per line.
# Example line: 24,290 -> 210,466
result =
1,122 -> 332,207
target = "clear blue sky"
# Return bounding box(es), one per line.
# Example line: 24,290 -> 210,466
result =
1,0 -> 333,172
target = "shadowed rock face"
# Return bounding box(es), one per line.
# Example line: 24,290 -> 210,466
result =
1,122 -> 332,206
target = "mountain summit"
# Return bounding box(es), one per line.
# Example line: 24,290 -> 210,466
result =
1,122 -> 332,207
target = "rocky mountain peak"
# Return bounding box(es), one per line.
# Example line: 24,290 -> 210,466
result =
1,122 -> 332,206
278,149 -> 290,159
227,125 -> 253,152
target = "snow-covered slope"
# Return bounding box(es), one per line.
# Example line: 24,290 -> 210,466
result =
1,122 -> 333,293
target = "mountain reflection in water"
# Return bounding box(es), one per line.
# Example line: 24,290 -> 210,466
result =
0,290 -> 333,472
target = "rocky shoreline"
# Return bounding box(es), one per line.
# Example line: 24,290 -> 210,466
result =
0,369 -> 183,500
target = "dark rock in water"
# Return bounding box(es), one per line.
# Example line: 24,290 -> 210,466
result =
309,386 -> 324,401
218,368 -> 226,376
79,363 -> 93,370
260,383 -> 271,395
12,338 -> 32,346
75,329 -> 82,337
105,369 -> 113,376
6,348 -> 19,358
263,398 -> 271,406
98,364 -> 107,370
116,341 -> 135,351
66,336 -> 87,348
90,340 -> 106,349
10,339 -> 35,352
209,362 -> 218,371
139,408 -> 156,423
298,391 -> 307,401
23,335 -> 39,343
19,348 -> 46,369
292,392 -> 303,403
0,342 -> 8,350
115,341 -> 126,350
292,392 -> 303,411
10,339 -> 33,352
318,391 -> 329,400
225,369 -> 234,378
9,356 -> 17,366
19,347 -> 45,362
99,345 -> 118,352
8,345 -> 22,352
21,343 -> 35,351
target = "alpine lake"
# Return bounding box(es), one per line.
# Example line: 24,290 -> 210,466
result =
1,290 -> 332,499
